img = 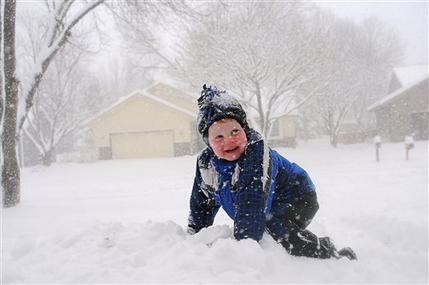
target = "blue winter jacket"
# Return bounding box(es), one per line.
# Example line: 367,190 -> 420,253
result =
187,129 -> 315,242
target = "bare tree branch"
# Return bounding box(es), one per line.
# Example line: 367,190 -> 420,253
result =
18,0 -> 104,134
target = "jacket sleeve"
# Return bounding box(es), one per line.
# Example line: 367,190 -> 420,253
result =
287,162 -> 316,196
187,160 -> 219,234
233,140 -> 267,241
266,154 -> 316,242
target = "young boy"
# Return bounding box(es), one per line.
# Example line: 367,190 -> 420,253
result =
187,84 -> 356,260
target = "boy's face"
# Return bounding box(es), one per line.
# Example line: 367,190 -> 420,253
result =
208,118 -> 247,161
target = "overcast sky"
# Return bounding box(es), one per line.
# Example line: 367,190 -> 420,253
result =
317,1 -> 428,66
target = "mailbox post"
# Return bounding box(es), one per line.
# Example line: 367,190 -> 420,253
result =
405,136 -> 415,160
374,135 -> 381,162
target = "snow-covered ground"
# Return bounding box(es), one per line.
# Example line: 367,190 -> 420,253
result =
2,139 -> 428,284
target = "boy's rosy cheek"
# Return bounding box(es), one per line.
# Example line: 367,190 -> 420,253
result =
237,133 -> 247,146
211,141 -> 223,151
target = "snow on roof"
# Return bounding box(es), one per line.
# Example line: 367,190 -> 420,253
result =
85,85 -> 197,126
84,93 -> 137,126
142,91 -> 196,118
393,65 -> 428,87
273,104 -> 299,118
145,82 -> 197,113
367,76 -> 428,111
244,92 -> 298,122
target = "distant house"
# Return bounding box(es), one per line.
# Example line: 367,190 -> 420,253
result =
367,65 -> 428,142
87,83 -> 201,160
268,112 -> 298,147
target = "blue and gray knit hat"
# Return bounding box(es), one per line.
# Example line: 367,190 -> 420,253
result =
197,84 -> 248,142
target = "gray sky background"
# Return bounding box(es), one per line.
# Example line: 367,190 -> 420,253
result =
317,1 -> 428,66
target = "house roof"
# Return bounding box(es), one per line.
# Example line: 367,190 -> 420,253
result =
368,76 -> 428,111
246,95 -> 299,121
393,65 -> 428,87
141,90 -> 197,118
86,83 -> 197,126
145,82 -> 198,113
368,65 -> 428,111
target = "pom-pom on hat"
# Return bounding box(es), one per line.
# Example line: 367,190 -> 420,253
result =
197,84 -> 248,143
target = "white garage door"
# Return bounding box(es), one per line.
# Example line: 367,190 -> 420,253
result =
110,131 -> 174,159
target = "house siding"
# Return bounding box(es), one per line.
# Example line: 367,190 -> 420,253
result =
374,79 -> 428,141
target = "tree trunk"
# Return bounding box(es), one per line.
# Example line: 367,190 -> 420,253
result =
0,0 -> 4,127
254,82 -> 266,137
2,0 -> 20,207
330,133 -> 338,148
41,148 -> 56,166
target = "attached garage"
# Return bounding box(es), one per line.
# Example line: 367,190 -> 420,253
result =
110,131 -> 175,159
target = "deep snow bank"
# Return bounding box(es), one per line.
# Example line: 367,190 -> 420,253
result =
2,140 -> 428,283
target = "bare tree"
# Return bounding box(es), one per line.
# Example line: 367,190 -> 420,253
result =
301,10 -> 403,147
1,0 -> 104,207
24,48 -> 101,166
175,1 -> 324,137
108,0 -> 197,76
348,17 -> 403,131
316,15 -> 363,147
17,0 -> 104,132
